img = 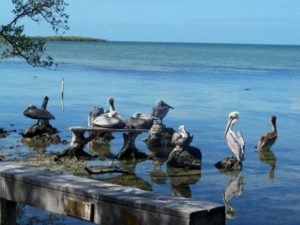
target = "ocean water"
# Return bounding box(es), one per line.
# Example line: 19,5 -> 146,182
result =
0,41 -> 300,225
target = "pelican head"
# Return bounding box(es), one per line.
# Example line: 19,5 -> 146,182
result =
108,96 -> 115,111
133,112 -> 142,118
270,115 -> 276,125
178,125 -> 187,138
157,100 -> 174,109
27,105 -> 37,110
224,111 -> 239,138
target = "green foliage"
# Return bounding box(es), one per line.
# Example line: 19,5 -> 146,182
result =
0,0 -> 69,68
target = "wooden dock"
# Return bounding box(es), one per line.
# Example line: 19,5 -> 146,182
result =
0,163 -> 225,225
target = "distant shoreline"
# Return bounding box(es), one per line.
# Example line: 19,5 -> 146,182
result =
30,36 -> 108,42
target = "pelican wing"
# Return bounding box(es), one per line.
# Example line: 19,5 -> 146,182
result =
226,131 -> 243,161
91,113 -> 125,128
23,109 -> 55,120
257,131 -> 277,150
236,131 -> 245,160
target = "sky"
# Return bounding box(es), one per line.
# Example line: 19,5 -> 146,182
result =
1,0 -> 300,45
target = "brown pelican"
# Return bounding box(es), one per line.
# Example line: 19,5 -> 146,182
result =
257,149 -> 277,180
224,112 -> 245,162
151,100 -> 173,123
125,112 -> 153,129
257,115 -> 277,151
171,125 -> 193,147
91,97 -> 125,128
23,105 -> 55,121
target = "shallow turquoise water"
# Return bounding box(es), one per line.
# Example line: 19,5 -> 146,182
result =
0,42 -> 300,225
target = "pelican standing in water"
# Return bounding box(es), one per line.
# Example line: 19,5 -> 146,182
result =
91,97 -> 125,128
151,100 -> 173,123
224,112 -> 245,162
256,115 -> 277,151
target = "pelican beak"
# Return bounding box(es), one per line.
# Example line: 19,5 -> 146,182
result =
224,118 -> 233,138
164,102 -> 174,109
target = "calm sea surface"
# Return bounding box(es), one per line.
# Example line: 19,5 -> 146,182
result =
0,41 -> 300,225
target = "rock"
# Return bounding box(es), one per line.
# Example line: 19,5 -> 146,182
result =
167,145 -> 202,169
21,124 -> 61,146
143,124 -> 175,147
215,157 -> 242,171
0,128 -> 9,138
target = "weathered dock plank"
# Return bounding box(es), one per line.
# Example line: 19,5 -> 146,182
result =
0,163 -> 225,225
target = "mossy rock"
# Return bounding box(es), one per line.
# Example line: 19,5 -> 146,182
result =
215,157 -> 242,171
143,124 -> 175,147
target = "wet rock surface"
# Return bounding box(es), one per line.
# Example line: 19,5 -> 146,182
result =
167,145 -> 202,169
0,128 -> 9,138
143,124 -> 175,147
215,156 -> 242,170
21,124 -> 61,145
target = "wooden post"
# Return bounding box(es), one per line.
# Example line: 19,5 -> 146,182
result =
116,132 -> 147,160
0,198 -> 17,225
54,129 -> 96,161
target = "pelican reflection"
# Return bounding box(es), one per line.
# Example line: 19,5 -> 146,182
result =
257,149 -> 277,180
223,176 -> 244,219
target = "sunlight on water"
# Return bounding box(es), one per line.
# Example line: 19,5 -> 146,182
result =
0,42 -> 300,225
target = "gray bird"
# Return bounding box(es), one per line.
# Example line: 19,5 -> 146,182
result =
91,97 -> 125,128
151,100 -> 173,123
224,112 -> 245,162
88,106 -> 104,126
171,125 -> 193,147
125,112 -> 153,129
257,115 -> 277,151
23,105 -> 55,121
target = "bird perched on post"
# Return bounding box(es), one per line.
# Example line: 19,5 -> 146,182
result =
125,112 -> 153,129
256,115 -> 277,151
88,107 -> 104,126
151,100 -> 173,123
224,112 -> 245,162
91,97 -> 125,128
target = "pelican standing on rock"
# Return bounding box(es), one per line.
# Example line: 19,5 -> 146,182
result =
224,112 -> 245,162
256,115 -> 277,151
171,125 -> 193,147
91,97 -> 125,128
88,107 -> 104,126
23,105 -> 55,123
151,100 -> 174,123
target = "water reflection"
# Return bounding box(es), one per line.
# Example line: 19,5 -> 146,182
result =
148,147 -> 170,185
97,160 -> 153,191
21,138 -> 49,152
223,175 -> 244,219
167,167 -> 201,198
257,149 -> 277,180
216,165 -> 242,177
88,141 -> 114,159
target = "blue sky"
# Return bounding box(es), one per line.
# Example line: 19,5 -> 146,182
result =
1,0 -> 300,45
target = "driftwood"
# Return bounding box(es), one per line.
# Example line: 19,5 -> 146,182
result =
54,127 -> 148,161
54,130 -> 96,161
116,132 -> 147,160
84,166 -> 130,175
